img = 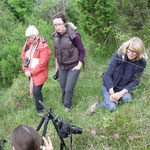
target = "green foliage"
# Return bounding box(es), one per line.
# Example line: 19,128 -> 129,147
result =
0,9 -> 16,45
5,0 -> 35,21
33,0 -> 80,26
78,0 -> 150,58
7,73 -> 31,109
0,74 -> 31,118
112,26 -> 132,48
34,0 -> 69,22
34,0 -> 57,22
115,0 -> 150,31
139,22 -> 150,48
0,8 -> 25,87
114,0 -> 150,46
78,0 -> 117,43
65,0 -> 80,25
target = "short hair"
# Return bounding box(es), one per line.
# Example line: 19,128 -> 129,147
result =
25,25 -> 39,37
52,12 -> 67,23
11,125 -> 41,150
117,37 -> 145,61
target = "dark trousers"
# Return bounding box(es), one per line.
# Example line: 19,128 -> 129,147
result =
33,83 -> 43,112
59,67 -> 80,108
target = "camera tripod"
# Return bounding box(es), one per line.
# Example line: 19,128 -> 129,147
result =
36,100 -> 68,150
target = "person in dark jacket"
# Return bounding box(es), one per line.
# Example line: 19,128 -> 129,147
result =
52,12 -> 85,112
86,37 -> 147,114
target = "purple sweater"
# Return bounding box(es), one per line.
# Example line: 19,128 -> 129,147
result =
74,33 -> 85,62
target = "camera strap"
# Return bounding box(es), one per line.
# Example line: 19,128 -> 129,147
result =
60,134 -> 73,150
70,133 -> 73,150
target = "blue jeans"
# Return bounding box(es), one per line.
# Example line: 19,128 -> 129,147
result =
96,85 -> 132,111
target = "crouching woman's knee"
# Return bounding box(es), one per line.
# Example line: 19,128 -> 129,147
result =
121,93 -> 132,103
107,102 -> 117,111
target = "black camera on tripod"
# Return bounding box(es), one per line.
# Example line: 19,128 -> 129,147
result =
55,118 -> 82,138
37,100 -> 82,150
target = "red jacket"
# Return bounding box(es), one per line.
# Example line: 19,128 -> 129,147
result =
22,36 -> 52,86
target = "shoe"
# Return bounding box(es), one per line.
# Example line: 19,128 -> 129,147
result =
99,102 -> 105,108
65,107 -> 71,112
38,112 -> 45,117
86,102 -> 98,115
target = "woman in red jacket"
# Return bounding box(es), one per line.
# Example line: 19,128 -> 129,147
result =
22,25 -> 51,117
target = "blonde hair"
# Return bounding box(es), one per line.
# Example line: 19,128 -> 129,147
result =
117,37 -> 145,61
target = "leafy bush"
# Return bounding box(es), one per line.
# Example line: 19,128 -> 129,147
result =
114,0 -> 150,48
114,0 -> 150,32
0,12 -> 26,87
0,41 -> 23,85
34,0 -> 70,22
0,9 -> 22,86
65,0 -> 80,25
78,0 -> 117,43
5,0 -> 35,21
139,22 -> 150,48
7,73 -> 31,109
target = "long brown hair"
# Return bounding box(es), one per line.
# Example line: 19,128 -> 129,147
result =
11,125 -> 41,150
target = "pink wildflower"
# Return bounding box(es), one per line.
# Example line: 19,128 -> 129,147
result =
115,133 -> 119,139
91,129 -> 96,135
129,136 -> 134,141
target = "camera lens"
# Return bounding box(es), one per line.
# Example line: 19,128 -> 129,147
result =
71,126 -> 82,134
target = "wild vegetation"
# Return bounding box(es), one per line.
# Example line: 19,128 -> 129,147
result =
0,0 -> 150,149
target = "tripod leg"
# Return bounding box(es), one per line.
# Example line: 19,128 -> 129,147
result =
36,117 -> 45,131
60,140 -> 64,150
41,115 -> 50,146
52,120 -> 67,150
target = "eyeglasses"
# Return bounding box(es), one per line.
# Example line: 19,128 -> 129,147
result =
27,36 -> 36,40
53,23 -> 64,27
128,48 -> 137,55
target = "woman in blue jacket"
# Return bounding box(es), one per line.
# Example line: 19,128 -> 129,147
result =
87,37 -> 147,114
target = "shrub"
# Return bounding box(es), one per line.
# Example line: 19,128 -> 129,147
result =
78,0 -> 117,43
5,0 -> 35,21
7,73 -> 31,109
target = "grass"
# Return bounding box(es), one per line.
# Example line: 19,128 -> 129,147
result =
0,38 -> 150,150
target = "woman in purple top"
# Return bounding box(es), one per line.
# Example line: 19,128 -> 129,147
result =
52,12 -> 85,112
87,37 -> 146,114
